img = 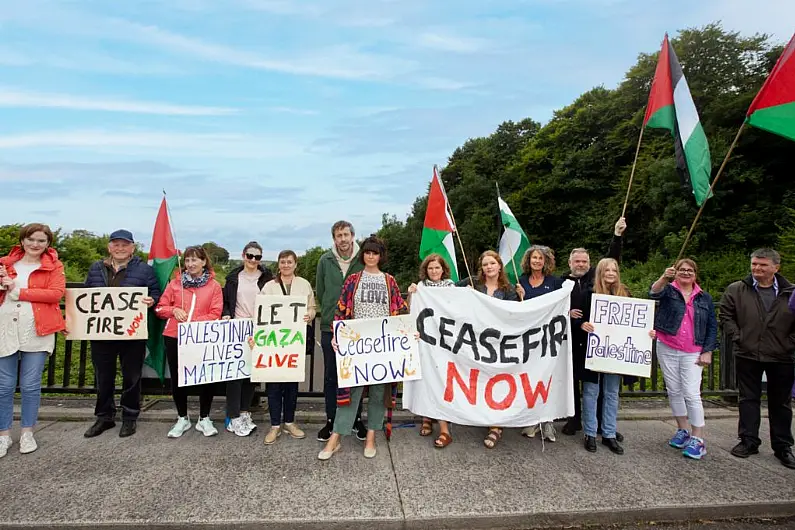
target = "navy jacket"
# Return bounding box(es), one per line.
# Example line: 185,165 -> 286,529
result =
84,256 -> 162,305
649,283 -> 718,353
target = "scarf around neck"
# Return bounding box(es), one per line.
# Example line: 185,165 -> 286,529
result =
423,278 -> 455,287
182,270 -> 210,289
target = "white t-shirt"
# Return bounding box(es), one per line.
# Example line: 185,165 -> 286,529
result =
0,262 -> 56,357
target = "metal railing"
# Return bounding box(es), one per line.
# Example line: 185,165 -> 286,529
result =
40,284 -> 738,398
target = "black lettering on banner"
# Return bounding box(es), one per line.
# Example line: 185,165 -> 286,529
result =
522,327 -> 541,362
416,308 -> 437,346
500,335 -> 520,364
452,322 -> 479,360
478,328 -> 500,364
548,315 -> 567,357
439,317 -> 456,352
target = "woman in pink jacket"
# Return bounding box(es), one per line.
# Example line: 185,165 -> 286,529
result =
156,246 -> 223,438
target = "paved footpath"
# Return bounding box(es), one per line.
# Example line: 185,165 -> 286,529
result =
0,400 -> 793,530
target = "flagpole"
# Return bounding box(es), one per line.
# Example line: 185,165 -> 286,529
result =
676,122 -> 746,261
436,172 -> 474,288
621,124 -> 645,218
163,190 -> 184,307
496,182 -> 522,290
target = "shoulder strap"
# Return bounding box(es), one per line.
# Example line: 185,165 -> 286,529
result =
278,280 -> 288,296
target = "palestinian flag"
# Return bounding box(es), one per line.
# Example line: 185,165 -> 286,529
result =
498,195 -> 529,285
644,33 -> 712,206
419,165 -> 459,281
746,33 -> 795,142
145,197 -> 179,382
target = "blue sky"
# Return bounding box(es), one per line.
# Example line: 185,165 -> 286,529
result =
1,0 -> 792,259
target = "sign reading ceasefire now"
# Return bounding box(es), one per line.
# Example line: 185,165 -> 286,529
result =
65,287 -> 148,340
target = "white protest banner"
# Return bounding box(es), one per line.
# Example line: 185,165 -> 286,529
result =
403,282 -> 574,427
333,315 -> 420,389
585,293 -> 655,378
250,294 -> 308,383
65,287 -> 148,340
177,319 -> 253,387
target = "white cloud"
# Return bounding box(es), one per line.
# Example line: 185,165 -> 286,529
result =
414,76 -> 479,91
0,88 -> 237,115
416,31 -> 492,53
0,130 -> 305,158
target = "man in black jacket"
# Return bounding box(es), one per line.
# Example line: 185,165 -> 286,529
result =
720,248 -> 795,469
560,217 -> 626,437
83,230 -> 160,439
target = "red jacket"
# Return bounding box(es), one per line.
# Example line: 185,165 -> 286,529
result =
155,273 -> 223,338
0,246 -> 66,336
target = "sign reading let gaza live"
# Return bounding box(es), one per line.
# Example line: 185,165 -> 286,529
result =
250,295 -> 308,383
585,293 -> 655,378
65,287 -> 148,340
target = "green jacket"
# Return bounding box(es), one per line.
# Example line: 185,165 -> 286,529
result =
316,249 -> 364,330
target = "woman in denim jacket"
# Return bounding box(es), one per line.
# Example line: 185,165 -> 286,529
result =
650,259 -> 718,460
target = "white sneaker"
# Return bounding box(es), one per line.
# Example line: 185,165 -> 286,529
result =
521,424 -> 540,438
195,417 -> 218,437
168,416 -> 192,438
241,412 -> 257,432
542,422 -> 557,442
226,417 -> 253,437
19,432 -> 37,454
0,435 -> 11,458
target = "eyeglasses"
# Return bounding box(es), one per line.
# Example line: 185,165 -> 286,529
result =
246,253 -> 262,261
677,269 -> 695,275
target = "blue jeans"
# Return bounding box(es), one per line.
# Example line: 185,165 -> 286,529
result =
583,373 -> 621,438
0,351 -> 48,431
267,382 -> 298,426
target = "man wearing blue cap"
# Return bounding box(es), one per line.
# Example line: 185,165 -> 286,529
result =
82,229 -> 161,438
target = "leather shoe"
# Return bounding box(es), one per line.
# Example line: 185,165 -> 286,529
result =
84,419 -> 115,438
602,437 -> 624,455
562,418 -> 581,436
615,432 -> 624,443
119,420 -> 137,438
775,449 -> 795,469
730,441 -> 759,458
584,435 -> 597,453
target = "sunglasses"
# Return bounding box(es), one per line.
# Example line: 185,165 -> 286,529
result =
245,253 -> 263,261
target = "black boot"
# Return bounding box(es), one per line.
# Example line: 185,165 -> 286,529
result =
119,420 -> 137,438
584,435 -> 597,453
602,437 -> 624,455
562,417 -> 581,436
84,419 -> 116,438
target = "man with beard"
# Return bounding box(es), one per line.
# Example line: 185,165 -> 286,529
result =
561,217 -> 627,438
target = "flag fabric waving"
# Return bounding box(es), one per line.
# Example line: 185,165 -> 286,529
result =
644,34 -> 712,206
419,166 -> 459,281
746,32 -> 795,142
145,197 -> 179,382
498,195 -> 529,285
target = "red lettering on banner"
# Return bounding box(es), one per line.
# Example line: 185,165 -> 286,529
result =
484,374 -> 516,410
520,374 -> 552,408
443,362 -> 554,410
443,362 -> 477,405
254,353 -> 299,369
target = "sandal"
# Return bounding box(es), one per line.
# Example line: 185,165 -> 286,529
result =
419,418 -> 433,437
483,427 -> 502,449
434,432 -> 452,449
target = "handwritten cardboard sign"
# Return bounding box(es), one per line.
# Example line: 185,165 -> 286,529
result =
177,319 -> 253,387
333,315 -> 420,389
585,293 -> 655,378
250,294 -> 308,383
65,287 -> 148,340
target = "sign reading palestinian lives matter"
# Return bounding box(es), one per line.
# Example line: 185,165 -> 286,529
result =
250,295 -> 308,383
333,315 -> 420,389
403,282 -> 574,427
177,319 -> 253,387
65,287 -> 148,340
585,293 -> 655,378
